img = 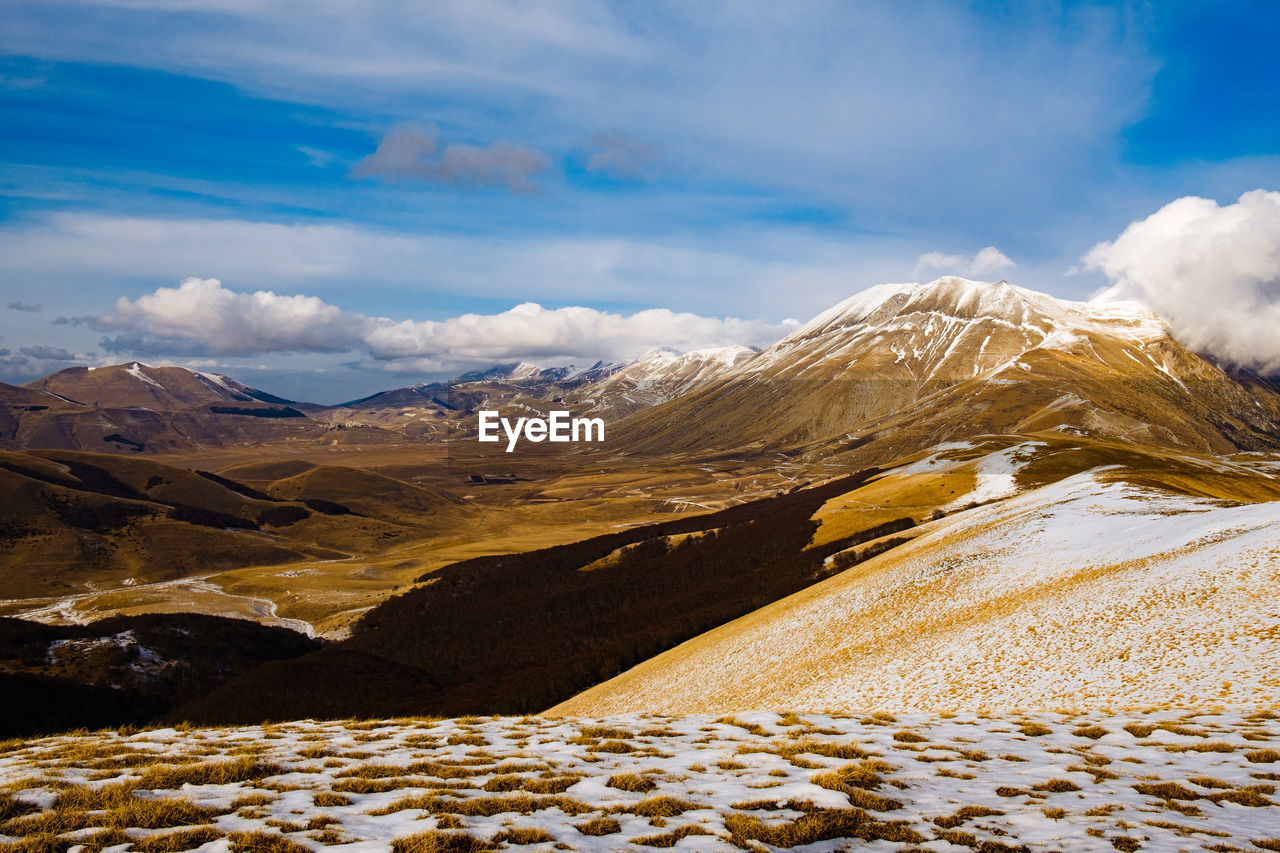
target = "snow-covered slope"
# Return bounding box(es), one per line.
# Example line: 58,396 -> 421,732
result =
564,345 -> 756,419
555,448 -> 1280,714
5,711 -> 1279,852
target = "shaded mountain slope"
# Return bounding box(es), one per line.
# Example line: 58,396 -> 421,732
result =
0,450 -> 472,600
0,613 -> 319,737
169,469 -> 888,723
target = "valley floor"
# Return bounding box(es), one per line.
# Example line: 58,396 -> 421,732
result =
2,711 -> 1279,852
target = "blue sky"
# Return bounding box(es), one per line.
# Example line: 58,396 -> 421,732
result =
1,0 -> 1278,402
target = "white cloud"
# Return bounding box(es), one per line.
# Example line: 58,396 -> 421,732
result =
95,277 -> 369,355
1085,190 -> 1280,372
92,278 -> 791,373
914,246 -> 1016,279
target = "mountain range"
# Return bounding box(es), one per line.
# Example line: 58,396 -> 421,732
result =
3,276 -> 1280,731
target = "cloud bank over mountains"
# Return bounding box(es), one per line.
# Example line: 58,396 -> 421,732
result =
92,278 -> 794,373
68,189 -> 1280,379
1087,190 -> 1280,372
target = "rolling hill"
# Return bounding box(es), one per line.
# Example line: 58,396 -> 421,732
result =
3,363 -> 333,452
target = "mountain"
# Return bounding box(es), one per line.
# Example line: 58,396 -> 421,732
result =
610,277 -> 1280,458
562,345 -> 756,419
336,349 -> 753,433
23,362 -> 301,409
3,362 -> 336,452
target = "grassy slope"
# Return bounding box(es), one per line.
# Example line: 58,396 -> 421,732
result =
554,440 -> 1280,715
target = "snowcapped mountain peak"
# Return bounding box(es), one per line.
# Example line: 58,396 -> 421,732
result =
508,362 -> 542,379
783,276 -> 1169,349
634,347 -> 683,364
789,277 -> 1049,340
22,361 -> 294,409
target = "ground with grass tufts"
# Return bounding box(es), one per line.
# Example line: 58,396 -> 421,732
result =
3,711 -> 1280,851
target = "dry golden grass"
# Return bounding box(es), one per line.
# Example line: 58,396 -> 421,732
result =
995,786 -> 1031,798
371,794 -> 593,818
311,791 -> 352,807
637,727 -> 678,738
715,716 -> 769,736
1018,722 -> 1054,737
1067,763 -> 1119,783
0,792 -> 40,822
1031,778 -> 1081,793
331,777 -> 429,794
932,804 -> 1006,829
631,824 -> 714,847
480,774 -> 581,794
132,826 -> 225,853
489,827 -> 557,845
1246,748 -> 1280,763
605,773 -> 658,793
225,831 -> 313,853
737,738 -> 871,763
1072,725 -> 1109,740
1164,741 -> 1238,753
811,760 -> 903,812
935,768 -> 976,779
619,796 -> 706,818
6,786 -> 224,839
574,816 -> 621,836
128,756 -> 285,789
390,830 -> 496,853
724,804 -> 926,847
580,726 -> 632,740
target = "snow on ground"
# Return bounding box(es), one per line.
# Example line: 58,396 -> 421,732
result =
557,470 -> 1280,715
2,711 -> 1279,851
875,439 -> 1044,510
940,442 -> 1045,511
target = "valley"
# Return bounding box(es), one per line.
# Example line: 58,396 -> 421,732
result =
2,277 -> 1279,736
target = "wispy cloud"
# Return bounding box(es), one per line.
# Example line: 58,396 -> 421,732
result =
353,123 -> 550,193
0,212 -> 907,319
19,343 -> 74,360
914,246 -> 1015,279
0,2 -> 1159,235
585,128 -> 660,179
7,301 -> 42,312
